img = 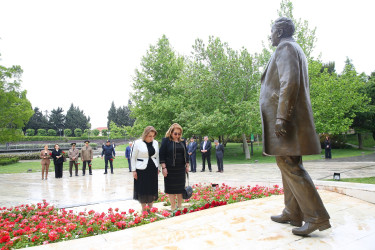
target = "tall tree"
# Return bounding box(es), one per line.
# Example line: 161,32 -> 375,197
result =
117,103 -> 135,127
49,107 -> 65,131
181,37 -> 261,159
310,58 -> 370,134
0,59 -> 33,143
107,101 -> 117,128
351,70 -> 375,147
24,107 -> 49,131
130,35 -> 185,137
65,103 -> 90,133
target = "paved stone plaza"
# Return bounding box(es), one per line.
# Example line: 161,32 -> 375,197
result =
0,155 -> 374,249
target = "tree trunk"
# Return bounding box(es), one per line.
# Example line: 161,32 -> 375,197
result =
372,130 -> 375,141
242,133 -> 251,160
358,133 -> 363,149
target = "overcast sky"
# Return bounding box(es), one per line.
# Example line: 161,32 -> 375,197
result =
1,0 -> 374,129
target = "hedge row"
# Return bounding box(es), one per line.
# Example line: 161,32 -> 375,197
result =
19,136 -> 123,142
0,153 -> 40,161
0,143 -> 98,150
0,157 -> 20,166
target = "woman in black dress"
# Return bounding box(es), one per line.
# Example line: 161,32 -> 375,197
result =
51,144 -> 64,178
159,123 -> 189,210
131,126 -> 160,212
324,136 -> 332,159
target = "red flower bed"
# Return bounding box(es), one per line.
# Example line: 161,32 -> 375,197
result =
0,184 -> 282,249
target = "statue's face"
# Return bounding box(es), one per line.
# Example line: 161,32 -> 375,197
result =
271,25 -> 282,47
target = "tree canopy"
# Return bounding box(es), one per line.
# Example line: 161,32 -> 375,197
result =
0,59 -> 33,143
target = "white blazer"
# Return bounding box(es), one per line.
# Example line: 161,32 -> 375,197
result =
130,139 -> 160,172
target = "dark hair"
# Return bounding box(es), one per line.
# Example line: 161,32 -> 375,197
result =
274,17 -> 295,38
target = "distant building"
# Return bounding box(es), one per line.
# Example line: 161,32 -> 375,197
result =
96,127 -> 108,136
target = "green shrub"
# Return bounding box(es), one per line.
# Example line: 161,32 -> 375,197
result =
26,129 -> 35,136
0,157 -> 19,166
37,129 -> 47,136
74,128 -> 82,137
0,153 -> 40,160
92,129 -> 100,136
18,136 -> 108,142
48,129 -> 57,136
102,129 -> 108,136
64,129 -> 72,137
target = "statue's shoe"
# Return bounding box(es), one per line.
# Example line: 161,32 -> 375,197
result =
271,214 -> 302,227
292,221 -> 331,236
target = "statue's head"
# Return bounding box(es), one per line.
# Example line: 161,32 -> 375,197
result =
271,17 -> 295,46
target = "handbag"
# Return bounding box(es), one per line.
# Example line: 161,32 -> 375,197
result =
182,172 -> 193,200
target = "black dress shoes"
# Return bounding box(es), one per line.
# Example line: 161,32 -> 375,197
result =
200,170 -> 205,172
271,214 -> 303,227
292,221 -> 331,236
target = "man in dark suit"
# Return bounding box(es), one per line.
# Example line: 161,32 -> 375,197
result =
200,136 -> 212,172
125,141 -> 133,172
214,140 -> 224,173
101,140 -> 116,174
259,17 -> 330,236
188,137 -> 197,172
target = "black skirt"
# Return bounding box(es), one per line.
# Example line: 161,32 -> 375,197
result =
133,159 -> 158,203
164,142 -> 186,194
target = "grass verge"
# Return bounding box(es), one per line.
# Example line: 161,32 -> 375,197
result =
325,177 -> 375,184
0,143 -> 373,174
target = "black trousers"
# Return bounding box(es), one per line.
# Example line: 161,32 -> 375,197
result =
201,152 -> 211,171
83,160 -> 92,174
54,162 -> 63,178
325,148 -> 331,159
276,156 -> 330,223
189,153 -> 196,172
216,153 -> 223,172
104,156 -> 113,173
69,161 -> 78,176
127,158 -> 131,172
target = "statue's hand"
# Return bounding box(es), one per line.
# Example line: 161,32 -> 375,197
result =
275,119 -> 287,137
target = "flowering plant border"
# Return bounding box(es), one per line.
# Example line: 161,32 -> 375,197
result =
0,184 -> 282,249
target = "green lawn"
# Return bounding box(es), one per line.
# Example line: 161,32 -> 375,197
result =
345,133 -> 375,148
0,156 -> 129,174
0,142 -> 373,174
325,177 -> 375,184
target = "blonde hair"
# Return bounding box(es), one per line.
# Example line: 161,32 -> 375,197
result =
141,126 -> 158,141
165,123 -> 184,141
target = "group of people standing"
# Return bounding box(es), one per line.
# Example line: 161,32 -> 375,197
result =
185,136 -> 224,173
130,123 -> 226,212
39,140 -> 93,180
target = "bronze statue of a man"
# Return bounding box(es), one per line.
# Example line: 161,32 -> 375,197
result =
260,17 -> 331,236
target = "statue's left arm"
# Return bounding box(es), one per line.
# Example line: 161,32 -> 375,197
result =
275,43 -> 300,137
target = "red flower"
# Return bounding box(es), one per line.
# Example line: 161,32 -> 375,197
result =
48,230 -> 59,241
110,158 -> 113,162
182,208 -> 188,214
86,227 -> 93,234
0,235 -> 10,243
31,235 -> 39,242
204,203 -> 210,209
174,210 -> 181,216
49,153 -> 52,156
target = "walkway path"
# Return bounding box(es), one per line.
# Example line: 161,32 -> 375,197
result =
0,154 -> 374,249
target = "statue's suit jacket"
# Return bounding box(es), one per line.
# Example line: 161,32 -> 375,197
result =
259,37 -> 320,156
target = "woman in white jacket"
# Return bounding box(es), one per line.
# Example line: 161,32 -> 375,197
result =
131,126 -> 160,212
